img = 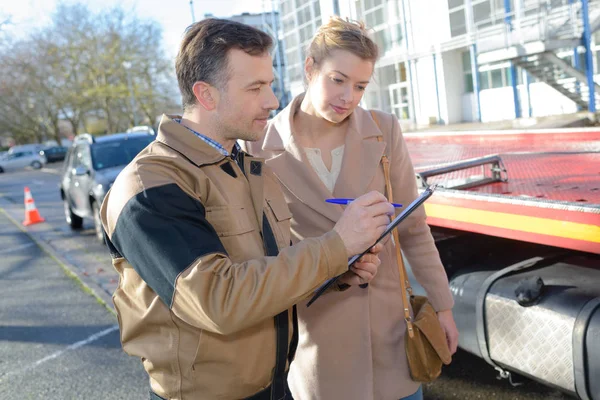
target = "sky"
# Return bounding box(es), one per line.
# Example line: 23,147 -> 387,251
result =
2,0 -> 275,58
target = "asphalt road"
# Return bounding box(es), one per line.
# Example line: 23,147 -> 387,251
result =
0,204 -> 147,399
0,163 -> 575,399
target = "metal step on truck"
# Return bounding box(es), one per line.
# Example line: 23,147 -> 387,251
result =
404,127 -> 600,400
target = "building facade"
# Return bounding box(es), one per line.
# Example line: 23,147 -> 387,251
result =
277,0 -> 600,130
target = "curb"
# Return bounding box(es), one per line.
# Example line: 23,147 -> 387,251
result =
0,206 -> 116,316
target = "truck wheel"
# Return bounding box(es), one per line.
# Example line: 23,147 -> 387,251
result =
93,202 -> 104,242
64,199 -> 83,229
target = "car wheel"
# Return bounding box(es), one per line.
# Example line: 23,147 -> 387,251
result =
92,202 -> 104,242
64,199 -> 83,229
31,161 -> 42,169
0,166 -> 3,173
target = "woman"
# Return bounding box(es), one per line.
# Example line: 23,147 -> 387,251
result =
244,17 -> 458,400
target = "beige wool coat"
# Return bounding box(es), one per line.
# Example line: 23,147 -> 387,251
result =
243,95 -> 454,400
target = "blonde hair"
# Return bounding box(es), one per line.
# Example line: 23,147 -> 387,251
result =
306,16 -> 379,67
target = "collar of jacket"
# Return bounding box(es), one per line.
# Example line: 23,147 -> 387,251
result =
262,93 -> 384,155
156,114 -> 229,166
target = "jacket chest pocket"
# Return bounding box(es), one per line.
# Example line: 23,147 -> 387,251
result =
205,205 -> 263,262
205,205 -> 256,237
265,198 -> 292,250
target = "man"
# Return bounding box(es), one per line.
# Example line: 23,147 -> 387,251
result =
100,18 -> 394,400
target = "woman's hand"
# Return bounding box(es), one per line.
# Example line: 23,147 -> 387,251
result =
437,309 -> 459,355
338,243 -> 384,286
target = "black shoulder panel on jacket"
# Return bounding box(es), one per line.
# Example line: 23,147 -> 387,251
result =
111,183 -> 227,307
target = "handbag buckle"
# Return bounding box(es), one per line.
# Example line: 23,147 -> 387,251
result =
405,318 -> 415,338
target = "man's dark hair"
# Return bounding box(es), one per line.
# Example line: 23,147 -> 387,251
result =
176,18 -> 273,110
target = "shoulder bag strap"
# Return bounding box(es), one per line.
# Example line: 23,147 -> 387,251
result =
371,110 -> 414,338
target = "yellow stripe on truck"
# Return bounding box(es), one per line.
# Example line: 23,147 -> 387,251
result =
425,204 -> 600,243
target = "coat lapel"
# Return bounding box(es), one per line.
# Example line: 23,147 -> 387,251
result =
265,150 -> 343,223
332,115 -> 386,198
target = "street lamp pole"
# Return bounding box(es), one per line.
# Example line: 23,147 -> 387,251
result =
122,61 -> 138,126
189,0 -> 196,22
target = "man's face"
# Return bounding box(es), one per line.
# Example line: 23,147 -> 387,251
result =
214,49 -> 279,142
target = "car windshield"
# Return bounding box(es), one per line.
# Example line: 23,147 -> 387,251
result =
91,136 -> 154,170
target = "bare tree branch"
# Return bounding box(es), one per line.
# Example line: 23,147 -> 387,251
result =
0,3 -> 179,145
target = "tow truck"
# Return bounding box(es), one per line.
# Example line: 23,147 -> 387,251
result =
404,127 -> 600,400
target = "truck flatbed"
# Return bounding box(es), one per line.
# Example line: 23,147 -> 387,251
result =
404,128 -> 600,254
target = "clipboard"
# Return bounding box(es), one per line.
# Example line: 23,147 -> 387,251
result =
306,184 -> 438,307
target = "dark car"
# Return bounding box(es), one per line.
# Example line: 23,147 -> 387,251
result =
60,132 -> 155,240
40,146 -> 68,163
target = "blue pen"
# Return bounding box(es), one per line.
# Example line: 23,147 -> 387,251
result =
326,198 -> 402,208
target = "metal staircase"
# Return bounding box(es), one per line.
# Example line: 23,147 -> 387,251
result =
475,1 -> 600,110
514,52 -> 600,109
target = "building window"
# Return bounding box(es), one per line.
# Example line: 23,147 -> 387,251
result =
479,71 -> 490,90
479,66 -> 510,89
376,62 -> 408,87
448,2 -> 467,37
313,1 -> 320,22
371,62 -> 410,119
373,28 -> 392,53
283,31 -> 298,49
297,4 -> 311,26
398,62 -> 407,82
364,88 -> 380,110
378,64 -> 396,86
490,68 -> 504,88
462,51 -> 474,93
472,0 -> 493,29
281,0 -> 292,16
282,15 -> 295,34
365,6 -> 385,28
359,0 -> 385,10
281,0 -> 322,87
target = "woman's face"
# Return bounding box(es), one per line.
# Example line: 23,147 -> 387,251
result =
305,49 -> 374,124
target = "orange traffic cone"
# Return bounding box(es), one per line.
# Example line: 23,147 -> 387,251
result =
22,187 -> 45,226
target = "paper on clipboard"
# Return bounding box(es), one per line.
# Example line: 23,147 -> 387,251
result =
306,184 -> 438,307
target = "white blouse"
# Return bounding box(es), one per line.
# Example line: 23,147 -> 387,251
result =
304,145 -> 345,192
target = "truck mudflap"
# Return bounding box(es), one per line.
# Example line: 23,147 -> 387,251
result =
448,255 -> 600,399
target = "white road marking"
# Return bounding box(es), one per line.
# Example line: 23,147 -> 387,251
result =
0,325 -> 119,381
0,243 -> 35,254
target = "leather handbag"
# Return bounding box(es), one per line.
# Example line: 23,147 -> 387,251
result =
371,110 -> 452,382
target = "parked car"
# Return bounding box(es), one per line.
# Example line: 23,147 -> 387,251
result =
0,150 -> 47,173
59,132 -> 155,240
9,144 -> 46,154
40,146 -> 68,163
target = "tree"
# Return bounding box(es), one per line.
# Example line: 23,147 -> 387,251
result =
0,2 -> 180,145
